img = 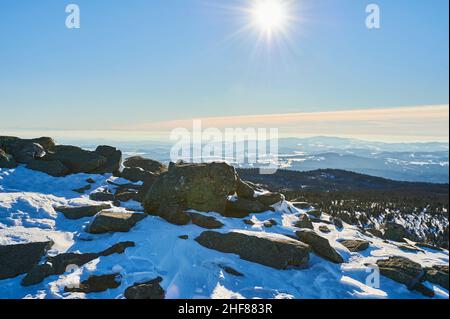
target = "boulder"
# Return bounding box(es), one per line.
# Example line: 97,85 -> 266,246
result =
224,198 -> 270,217
236,179 -> 255,199
87,211 -> 146,234
340,239 -> 370,252
294,214 -> 314,230
0,241 -> 53,280
0,148 -> 17,169
308,210 -> 322,219
292,202 -> 311,210
256,192 -> 285,206
152,203 -> 191,225
330,217 -> 344,229
318,225 -> 331,233
424,265 -> 449,290
195,230 -> 310,269
143,162 -> 238,218
13,142 -> 46,164
0,136 -> 55,158
221,265 -> 244,277
54,204 -> 112,220
89,190 -> 115,202
122,167 -> 158,183
72,185 -> 91,194
376,256 -> 434,297
22,242 -> 134,286
382,222 -> 409,242
44,145 -> 107,174
64,273 -> 121,293
295,229 -> 344,264
94,145 -> 122,175
190,213 -> 224,229
124,277 -> 165,299
123,156 -> 167,174
26,159 -> 70,177
367,228 -> 383,238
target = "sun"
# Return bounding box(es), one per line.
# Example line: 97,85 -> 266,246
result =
250,0 -> 290,39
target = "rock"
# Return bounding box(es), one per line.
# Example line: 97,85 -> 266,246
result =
22,242 -> 134,286
224,198 -> 270,217
143,162 -> 238,217
124,277 -> 165,299
376,256 -> 434,297
0,148 -> 17,169
292,202 -> 311,210
256,192 -> 285,206
89,190 -> 115,202
295,229 -> 344,264
0,137 -> 56,164
190,213 -> 224,229
424,265 -> 449,290
152,203 -> 191,225
88,211 -> 146,234
54,204 -> 112,220
244,219 -> 255,226
397,244 -> 424,253
335,212 -> 354,225
308,210 -> 322,219
137,177 -> 157,202
86,178 -> 96,184
26,159 -> 70,177
179,235 -> 189,240
294,214 -> 314,230
236,179 -> 255,199
195,231 -> 310,269
44,145 -> 107,174
13,143 -> 46,164
123,156 -> 167,174
331,217 -> 344,229
121,167 -> 158,183
367,228 -> 383,238
340,239 -> 370,252
94,145 -> 122,175
72,184 -> 91,194
114,184 -> 141,202
65,273 -> 121,293
221,265 -> 244,277
0,241 -> 53,280
382,222 -> 409,242
416,242 -> 444,252
318,225 -> 331,233
311,217 -> 334,225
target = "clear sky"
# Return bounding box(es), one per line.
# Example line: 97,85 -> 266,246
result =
0,0 -> 448,139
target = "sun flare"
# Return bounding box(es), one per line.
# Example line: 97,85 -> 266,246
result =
250,0 -> 290,38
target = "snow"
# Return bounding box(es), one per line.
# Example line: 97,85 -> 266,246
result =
0,166 -> 449,299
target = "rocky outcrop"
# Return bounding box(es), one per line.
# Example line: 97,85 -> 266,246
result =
0,136 -> 55,164
89,190 -> 115,202
376,256 -> 434,297
1,136 -> 122,176
0,148 -> 17,169
256,192 -> 285,206
0,241 -> 53,280
224,198 -> 270,217
123,156 -> 167,174
424,265 -> 449,290
236,179 -> 255,199
124,277 -> 165,299
94,145 -> 122,175
295,229 -> 344,264
190,213 -> 224,229
195,231 -> 310,269
294,214 -> 314,230
143,162 -> 238,219
87,211 -> 146,234
121,167 -> 158,184
64,273 -> 122,293
54,204 -> 112,220
22,242 -> 134,286
381,222 -> 409,243
340,239 -> 370,252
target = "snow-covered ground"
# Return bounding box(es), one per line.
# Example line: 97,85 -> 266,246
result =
0,167 -> 448,299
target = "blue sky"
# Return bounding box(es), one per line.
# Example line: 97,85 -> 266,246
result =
0,0 -> 448,137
